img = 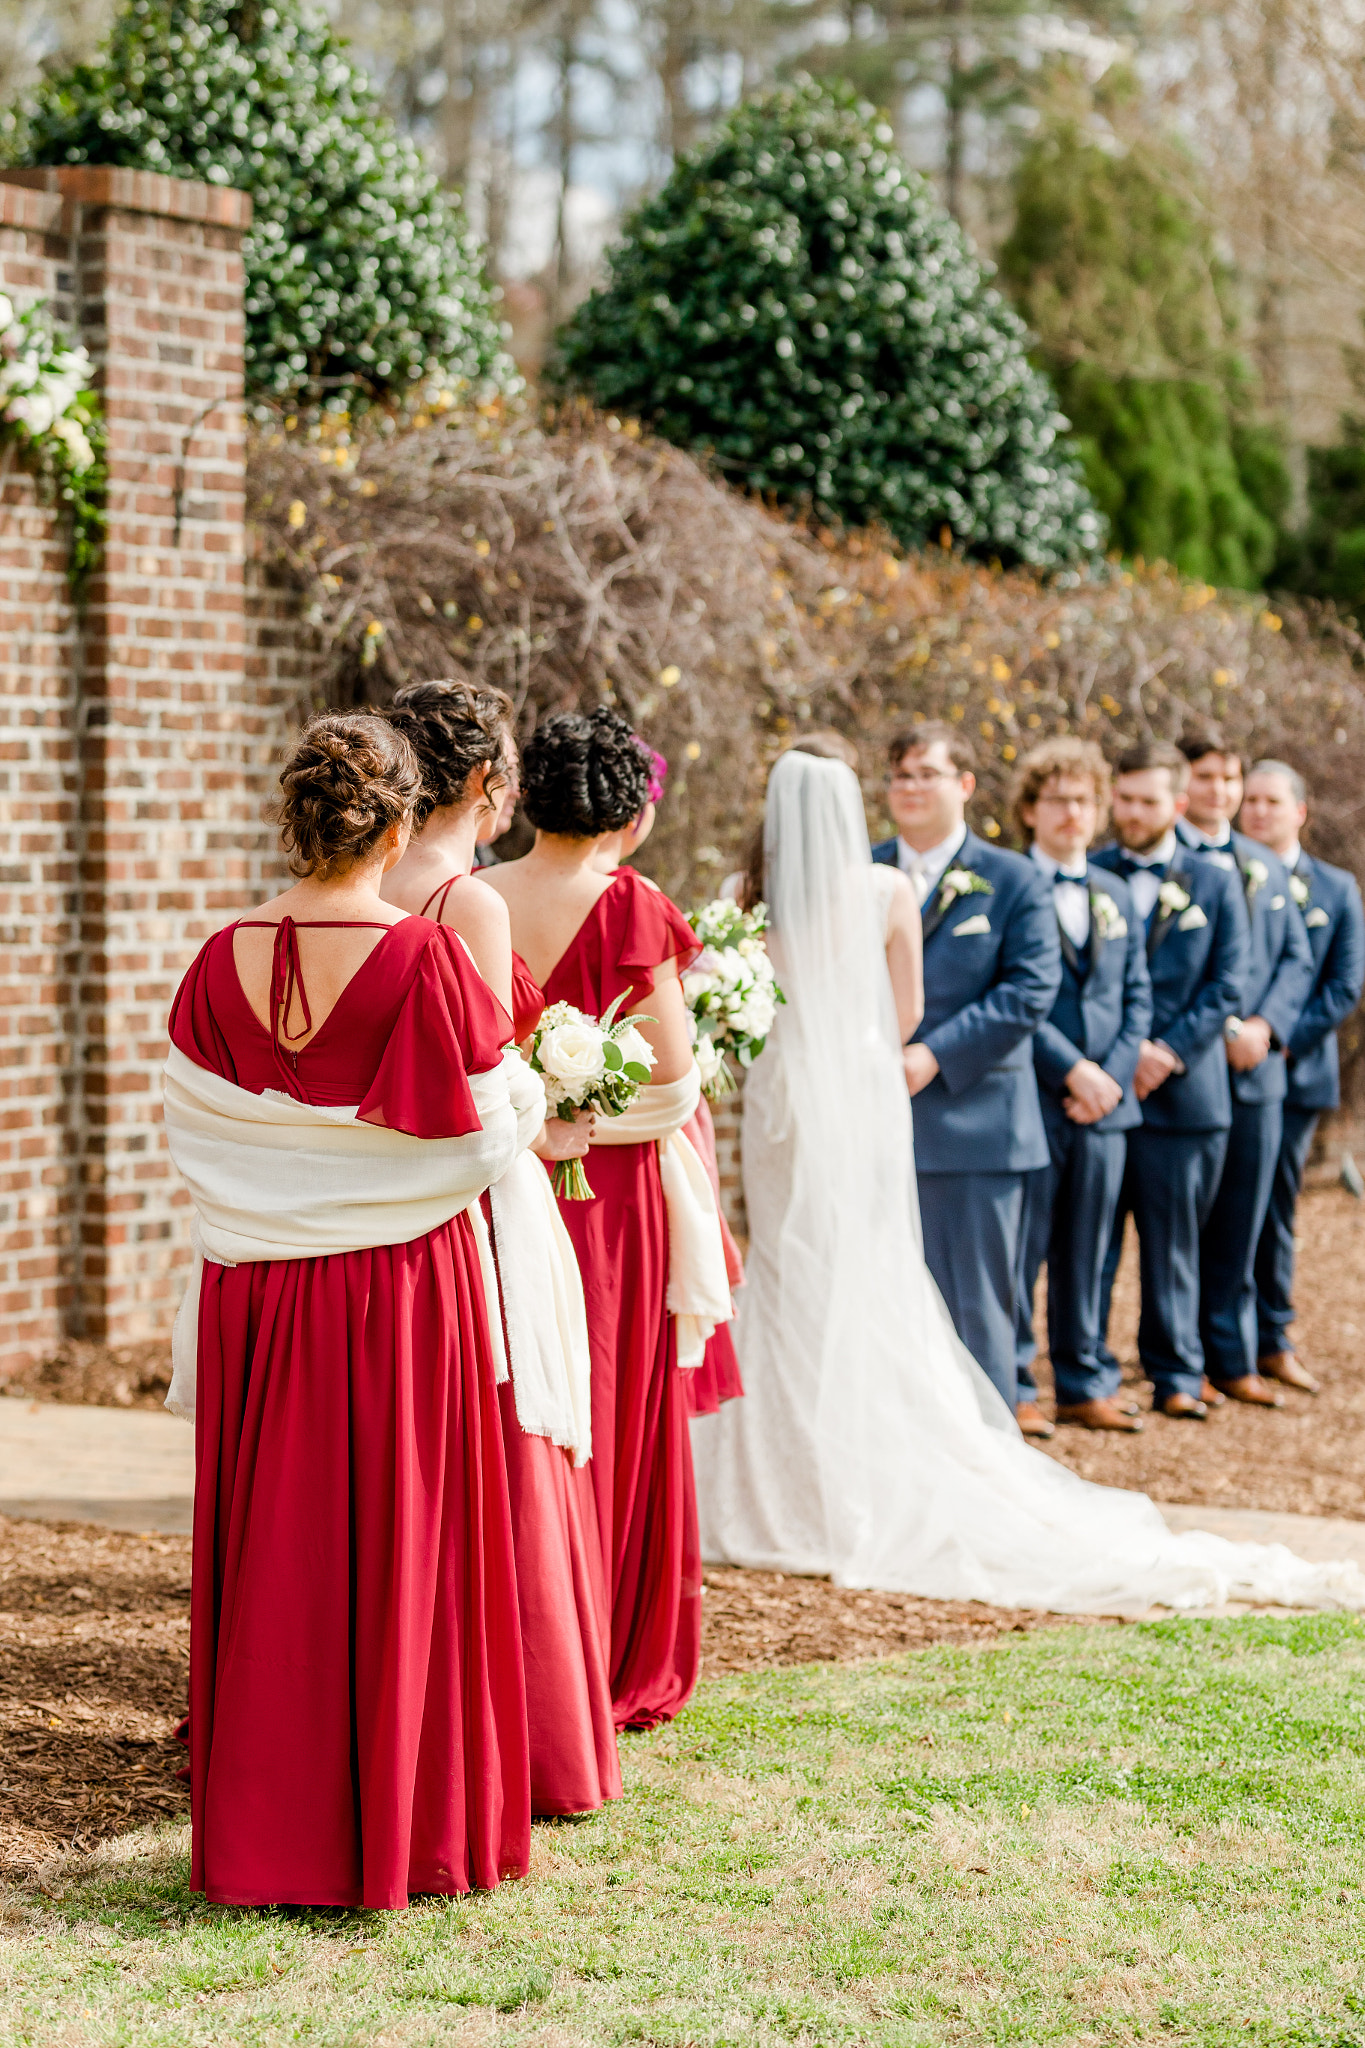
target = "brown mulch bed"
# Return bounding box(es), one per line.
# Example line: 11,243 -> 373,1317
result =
1034,1187 -> 1365,1517
0,1517 -> 190,1884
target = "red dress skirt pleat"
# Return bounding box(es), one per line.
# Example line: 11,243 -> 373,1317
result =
557,1141 -> 702,1731
497,1385 -> 622,1812
189,1217 -> 530,1909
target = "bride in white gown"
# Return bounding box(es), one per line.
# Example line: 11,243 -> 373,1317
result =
690,746 -> 1365,1615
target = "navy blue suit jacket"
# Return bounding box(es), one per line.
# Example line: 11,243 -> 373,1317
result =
1090,844 -> 1249,1132
1175,824 -> 1314,1106
1283,850 -> 1365,1111
873,829 -> 1061,1174
1032,863 -> 1153,1134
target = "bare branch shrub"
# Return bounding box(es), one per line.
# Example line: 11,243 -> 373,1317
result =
248,409 -> 1365,1099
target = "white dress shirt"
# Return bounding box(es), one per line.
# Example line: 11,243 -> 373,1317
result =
1030,845 -> 1091,949
1120,829 -> 1177,924
897,822 -> 968,907
1182,819 -> 1232,849
1283,840 -> 1303,872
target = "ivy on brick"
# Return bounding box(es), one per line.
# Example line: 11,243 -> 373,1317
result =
9,0 -> 516,416
551,77 -> 1103,569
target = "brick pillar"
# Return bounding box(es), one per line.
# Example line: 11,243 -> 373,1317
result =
0,167 -> 252,1352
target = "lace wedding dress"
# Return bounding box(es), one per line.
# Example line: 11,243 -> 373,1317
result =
690,751 -> 1365,1615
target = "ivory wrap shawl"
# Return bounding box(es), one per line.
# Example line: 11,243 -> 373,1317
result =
163,1041 -> 594,1460
592,1061 -> 734,1367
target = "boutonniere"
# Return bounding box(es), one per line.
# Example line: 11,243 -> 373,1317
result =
1090,889 -> 1127,940
1156,879 -> 1190,920
1289,874 -> 1310,909
1242,856 -> 1269,903
937,866 -> 993,915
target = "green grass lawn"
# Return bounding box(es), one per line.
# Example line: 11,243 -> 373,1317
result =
5,1615 -> 1365,2047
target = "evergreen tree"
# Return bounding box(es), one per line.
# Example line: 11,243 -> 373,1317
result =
10,0 -> 514,413
551,77 -> 1103,569
999,111 -> 1287,589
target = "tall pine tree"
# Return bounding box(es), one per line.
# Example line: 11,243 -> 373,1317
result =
551,77 -> 1102,569
11,0 -> 514,414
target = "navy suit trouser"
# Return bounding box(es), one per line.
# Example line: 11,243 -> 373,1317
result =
1099,1126 -> 1229,1402
920,1171 -> 1027,1409
1200,1099 -> 1283,1386
1254,1105 -> 1320,1357
1016,1116 -> 1128,1407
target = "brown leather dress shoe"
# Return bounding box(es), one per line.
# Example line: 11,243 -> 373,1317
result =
1159,1393 -> 1209,1420
1056,1398 -> 1144,1432
1217,1375 -> 1285,1408
1016,1402 -> 1056,1440
1200,1377 -> 1227,1408
1258,1350 -> 1320,1394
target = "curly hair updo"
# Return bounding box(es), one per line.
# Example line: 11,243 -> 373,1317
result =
275,713 -> 422,877
520,708 -> 653,838
385,678 -> 515,828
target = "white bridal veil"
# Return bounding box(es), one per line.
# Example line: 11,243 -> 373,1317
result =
690,749 -> 1365,1614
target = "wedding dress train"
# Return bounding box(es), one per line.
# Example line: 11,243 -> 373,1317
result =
690,751 -> 1365,1616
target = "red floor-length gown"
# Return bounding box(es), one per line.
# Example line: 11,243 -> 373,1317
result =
422,877 -> 620,1815
171,915 -> 531,1909
542,867 -> 703,1730
679,1100 -> 745,1419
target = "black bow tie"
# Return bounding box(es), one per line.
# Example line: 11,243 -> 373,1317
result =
1118,852 -> 1163,879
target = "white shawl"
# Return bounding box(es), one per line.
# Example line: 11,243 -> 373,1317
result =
162,1041 -> 594,1460
592,1062 -> 734,1367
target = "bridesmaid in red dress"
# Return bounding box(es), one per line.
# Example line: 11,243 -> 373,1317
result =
592,776 -> 744,1421
382,680 -> 621,1815
170,715 -> 529,1908
483,709 -> 703,1730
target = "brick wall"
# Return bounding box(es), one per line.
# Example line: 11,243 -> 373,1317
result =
0,167 -> 274,1376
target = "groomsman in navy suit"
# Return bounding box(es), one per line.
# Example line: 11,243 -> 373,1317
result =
1092,741 -> 1249,1418
1242,760 -> 1365,1391
1171,729 -> 1314,1406
1012,739 -> 1153,1433
872,722 -> 1061,1429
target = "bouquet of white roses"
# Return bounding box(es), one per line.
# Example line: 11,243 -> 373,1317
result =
682,899 -> 785,1100
526,993 -> 657,1198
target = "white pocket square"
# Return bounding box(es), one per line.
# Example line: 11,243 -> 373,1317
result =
1177,905 -> 1208,931
1271,894 -> 1286,910
1307,907 -> 1330,928
953,913 -> 992,937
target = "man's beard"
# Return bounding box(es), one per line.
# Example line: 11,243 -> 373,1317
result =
1116,820 -> 1172,854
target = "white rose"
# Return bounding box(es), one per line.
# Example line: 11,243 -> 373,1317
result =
681,968 -> 718,1006
694,1035 -> 723,1087
50,416 -> 94,471
6,391 -> 55,435
537,1019 -> 607,1099
614,1022 -> 657,1072
0,295 -> 14,332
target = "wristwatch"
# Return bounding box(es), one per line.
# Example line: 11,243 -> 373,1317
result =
1224,1016 -> 1244,1042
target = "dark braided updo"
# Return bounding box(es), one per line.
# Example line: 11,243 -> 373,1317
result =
385,678 -> 515,827
274,713 -> 422,877
520,708 -> 653,838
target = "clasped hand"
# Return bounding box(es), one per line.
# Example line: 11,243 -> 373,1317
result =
1226,1017 -> 1273,1071
1063,1058 -> 1123,1125
531,1107 -> 597,1161
1132,1039 -> 1179,1101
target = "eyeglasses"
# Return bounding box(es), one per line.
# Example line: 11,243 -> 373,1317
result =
1034,793 -> 1096,811
888,769 -> 961,790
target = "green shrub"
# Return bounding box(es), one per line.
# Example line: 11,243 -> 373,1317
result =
550,77 -> 1103,570
10,0 -> 514,414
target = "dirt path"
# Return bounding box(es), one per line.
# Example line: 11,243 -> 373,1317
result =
1035,1188 -> 1365,1515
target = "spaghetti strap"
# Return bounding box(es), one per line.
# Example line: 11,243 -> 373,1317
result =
236,916 -> 394,1087
419,877 -> 462,923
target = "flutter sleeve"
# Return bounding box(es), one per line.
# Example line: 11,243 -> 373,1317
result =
168,930 -> 241,1082
358,924 -> 514,1138
510,950 -> 546,1042
599,868 -> 700,1013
